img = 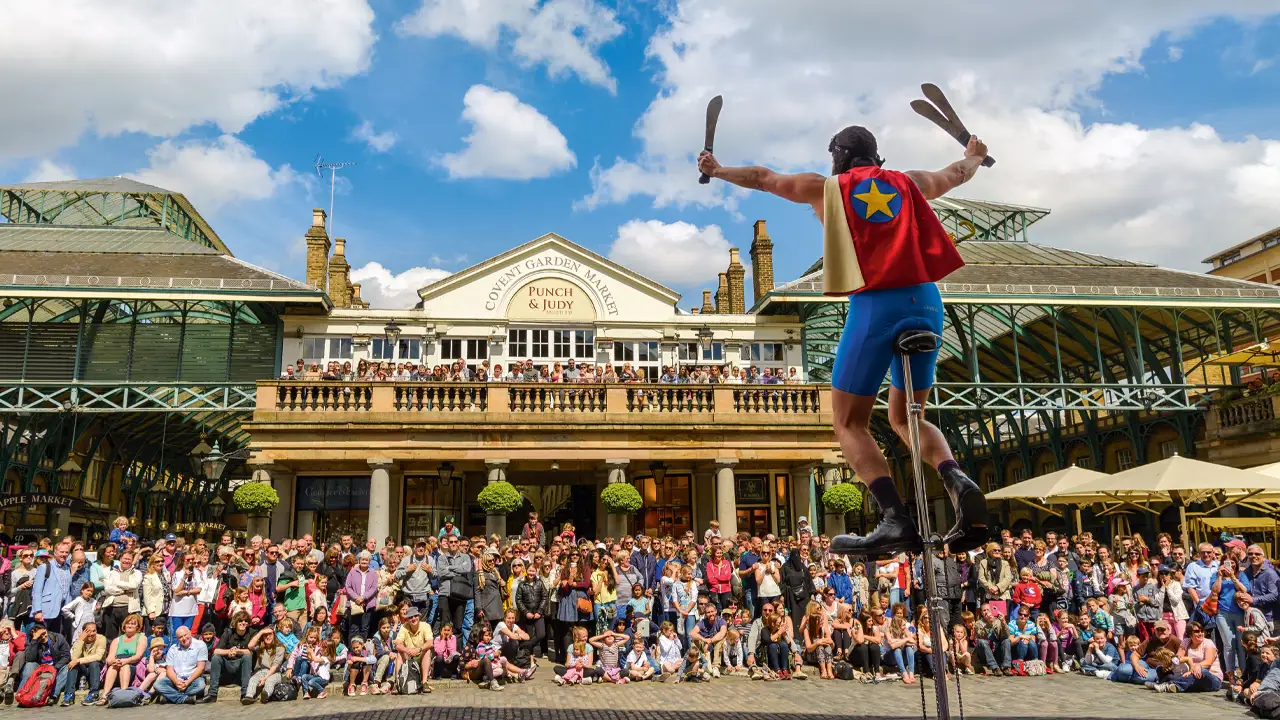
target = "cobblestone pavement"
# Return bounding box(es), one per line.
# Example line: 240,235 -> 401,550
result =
35,672 -> 1251,720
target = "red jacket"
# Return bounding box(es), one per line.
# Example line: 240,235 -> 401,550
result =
1013,580 -> 1043,608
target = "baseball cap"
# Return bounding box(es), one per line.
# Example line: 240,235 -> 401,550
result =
164,533 -> 177,542
34,549 -> 50,559
1225,539 -> 1246,550
1153,620 -> 1171,632
1137,566 -> 1151,575
414,539 -> 427,548
404,606 -> 421,619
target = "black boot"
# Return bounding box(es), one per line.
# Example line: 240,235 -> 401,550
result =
829,506 -> 921,556
940,465 -> 989,553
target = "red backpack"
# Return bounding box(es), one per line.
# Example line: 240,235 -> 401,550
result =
15,663 -> 56,708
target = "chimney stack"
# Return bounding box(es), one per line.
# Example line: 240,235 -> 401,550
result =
304,208 -> 330,292
715,272 -> 729,314
328,238 -> 351,308
701,290 -> 714,314
350,283 -> 368,309
750,219 -> 774,302
727,247 -> 746,313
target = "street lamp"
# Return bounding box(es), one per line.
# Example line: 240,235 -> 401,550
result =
384,321 -> 402,347
202,441 -> 228,482
210,496 -> 226,520
649,461 -> 667,487
438,462 -> 455,487
56,457 -> 81,494
697,324 -> 714,352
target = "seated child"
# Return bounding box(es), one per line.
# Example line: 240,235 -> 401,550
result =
624,638 -> 655,681
590,631 -> 629,684
723,628 -> 748,675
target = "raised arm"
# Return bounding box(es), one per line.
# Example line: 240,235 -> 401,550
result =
697,152 -> 825,214
905,136 -> 989,200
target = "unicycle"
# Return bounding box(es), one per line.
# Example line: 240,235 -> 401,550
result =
894,329 -> 957,720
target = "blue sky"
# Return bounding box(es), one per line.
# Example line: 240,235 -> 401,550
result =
4,2 -> 1280,308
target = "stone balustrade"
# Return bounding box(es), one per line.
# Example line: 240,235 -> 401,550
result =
256,380 -> 830,424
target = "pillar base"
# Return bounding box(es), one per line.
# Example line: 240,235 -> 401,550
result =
246,514 -> 271,540
606,512 -> 628,541
824,511 -> 846,536
486,513 -> 507,540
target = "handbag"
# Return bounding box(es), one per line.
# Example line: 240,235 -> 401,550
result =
576,596 -> 593,614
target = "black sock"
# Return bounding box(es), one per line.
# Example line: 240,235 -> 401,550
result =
866,476 -> 904,513
937,459 -> 961,476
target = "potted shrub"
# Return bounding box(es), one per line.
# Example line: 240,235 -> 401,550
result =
233,482 -> 279,538
477,481 -> 523,537
600,483 -> 643,539
822,482 -> 863,536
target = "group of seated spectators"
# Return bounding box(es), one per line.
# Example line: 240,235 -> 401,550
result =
11,512 -> 1280,714
280,358 -> 804,385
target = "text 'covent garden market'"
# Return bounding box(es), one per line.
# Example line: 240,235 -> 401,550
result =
3,177 -> 1280,547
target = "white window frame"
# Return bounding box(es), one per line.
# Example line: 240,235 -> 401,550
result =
746,342 -> 785,364
372,337 -> 421,361
301,336 -> 352,363
1116,447 -> 1135,471
1159,440 -> 1178,459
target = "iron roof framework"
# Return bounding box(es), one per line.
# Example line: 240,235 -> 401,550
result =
0,177 -> 229,254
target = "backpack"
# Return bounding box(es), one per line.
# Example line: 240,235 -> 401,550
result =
1253,689 -> 1280,719
15,663 -> 56,708
107,688 -> 145,708
396,655 -> 423,695
270,678 -> 299,702
833,661 -> 855,681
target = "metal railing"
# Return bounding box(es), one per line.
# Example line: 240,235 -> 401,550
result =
0,382 -> 258,412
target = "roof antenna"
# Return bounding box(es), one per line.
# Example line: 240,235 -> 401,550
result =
313,155 -> 356,239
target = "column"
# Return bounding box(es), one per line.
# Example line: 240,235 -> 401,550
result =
692,466 -> 716,538
715,459 -> 738,539
604,460 -> 629,540
485,460 -> 510,539
822,465 -> 846,536
792,464 -> 817,535
367,459 -> 395,546
50,507 -> 71,537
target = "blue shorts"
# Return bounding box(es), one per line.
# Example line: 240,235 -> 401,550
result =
830,282 -> 943,396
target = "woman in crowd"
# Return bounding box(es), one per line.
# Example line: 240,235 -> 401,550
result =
591,555 -> 618,635
1167,621 -> 1223,693
245,626 -> 286,703
475,552 -> 505,628
801,601 -> 835,679
96,613 -> 147,702
141,553 -> 168,627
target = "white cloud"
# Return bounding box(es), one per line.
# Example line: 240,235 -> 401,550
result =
581,1 -> 1280,269
439,85 -> 577,180
22,160 -> 76,183
1167,45 -> 1184,61
350,261 -> 452,308
0,0 -> 376,161
609,219 -> 731,286
130,135 -> 297,213
352,120 -> 398,153
397,0 -> 623,92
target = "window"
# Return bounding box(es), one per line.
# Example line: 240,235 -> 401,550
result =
302,338 -> 326,362
302,336 -> 351,362
1039,461 -> 1054,476
747,342 -> 784,363
1266,237 -> 1280,250
614,341 -> 660,378
466,339 -> 488,360
532,330 -> 549,358
1012,466 -> 1026,483
1159,440 -> 1179,459
328,338 -> 352,360
1115,447 -> 1135,471
573,330 -> 594,358
371,337 -> 418,361
679,341 -> 724,363
702,342 -> 724,362
678,343 -> 699,362
441,339 -> 462,360
983,473 -> 997,492
509,329 -> 527,358
1075,455 -> 1093,470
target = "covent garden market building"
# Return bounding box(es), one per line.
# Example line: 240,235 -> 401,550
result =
2,177 -> 1279,548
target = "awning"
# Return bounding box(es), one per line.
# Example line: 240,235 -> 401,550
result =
1048,455 -> 1280,505
986,466 -> 1109,501
1206,343 -> 1280,368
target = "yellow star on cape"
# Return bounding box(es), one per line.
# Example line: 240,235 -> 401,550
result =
853,179 -> 897,220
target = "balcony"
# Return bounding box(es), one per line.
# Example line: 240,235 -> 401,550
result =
254,380 -> 829,426
1206,394 -> 1280,438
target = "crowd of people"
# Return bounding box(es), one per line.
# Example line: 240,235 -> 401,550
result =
280,357 -> 805,385
6,511 -> 1280,715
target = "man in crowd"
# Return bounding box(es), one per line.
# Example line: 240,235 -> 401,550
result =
398,539 -> 437,621
1244,543 -> 1280,632
204,612 -> 254,703
1183,542 -> 1221,613
630,535 -> 659,592
276,552 -> 308,624
33,543 -> 74,638
393,607 -> 433,694
155,626 -> 208,705
690,603 -> 728,675
60,621 -> 104,706
435,535 -> 473,636
19,622 -> 70,706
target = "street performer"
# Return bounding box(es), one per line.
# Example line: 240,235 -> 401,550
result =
697,127 -> 991,555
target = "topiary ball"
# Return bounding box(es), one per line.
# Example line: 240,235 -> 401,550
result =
232,482 -> 280,515
477,480 -> 523,515
822,483 -> 864,514
601,483 -> 644,514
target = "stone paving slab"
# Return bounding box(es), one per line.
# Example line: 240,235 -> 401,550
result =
39,673 -> 1247,720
